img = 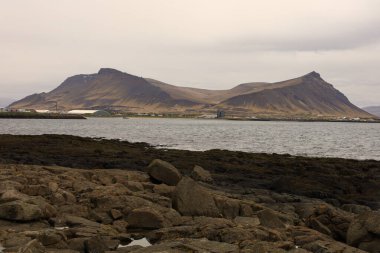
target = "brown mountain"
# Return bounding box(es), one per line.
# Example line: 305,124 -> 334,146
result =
10,68 -> 374,118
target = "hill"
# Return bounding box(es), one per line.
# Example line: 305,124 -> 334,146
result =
9,68 -> 374,119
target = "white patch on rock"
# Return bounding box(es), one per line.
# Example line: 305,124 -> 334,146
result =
54,226 -> 69,230
118,238 -> 152,248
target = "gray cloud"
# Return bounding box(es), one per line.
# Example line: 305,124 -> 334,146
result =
0,0 -> 379,107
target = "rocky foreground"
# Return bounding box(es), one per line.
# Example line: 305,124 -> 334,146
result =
0,135 -> 379,253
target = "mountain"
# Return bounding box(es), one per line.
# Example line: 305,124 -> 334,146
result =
9,68 -> 374,119
362,106 -> 380,117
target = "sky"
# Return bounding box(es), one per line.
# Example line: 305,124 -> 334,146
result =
1,0 -> 379,107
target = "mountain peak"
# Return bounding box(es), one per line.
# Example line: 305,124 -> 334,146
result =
304,71 -> 321,79
98,68 -> 123,75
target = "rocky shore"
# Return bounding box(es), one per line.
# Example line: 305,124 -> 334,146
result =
0,135 -> 379,252
0,113 -> 85,119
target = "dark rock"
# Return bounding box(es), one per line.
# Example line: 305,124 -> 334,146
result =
129,238 -> 238,253
341,204 -> 371,214
109,209 -> 123,220
233,216 -> 260,227
347,211 -> 380,253
65,215 -> 101,228
257,209 -> 286,228
68,238 -> 88,253
0,200 -> 43,221
36,229 -> 66,246
127,207 -> 169,229
147,159 -> 182,186
173,177 -> 220,217
84,237 -> 107,253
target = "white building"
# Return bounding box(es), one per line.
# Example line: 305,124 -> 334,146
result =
36,110 -> 50,113
67,110 -> 111,116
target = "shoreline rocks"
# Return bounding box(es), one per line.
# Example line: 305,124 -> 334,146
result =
0,155 -> 378,252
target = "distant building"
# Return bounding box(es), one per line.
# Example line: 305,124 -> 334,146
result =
35,110 -> 50,113
216,109 -> 225,118
67,110 -> 111,117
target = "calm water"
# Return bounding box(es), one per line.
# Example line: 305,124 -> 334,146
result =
0,118 -> 379,160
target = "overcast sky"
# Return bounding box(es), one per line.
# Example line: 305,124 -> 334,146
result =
1,0 -> 379,107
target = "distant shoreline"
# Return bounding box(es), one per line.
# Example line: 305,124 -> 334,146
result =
0,112 -> 86,119
119,115 -> 380,123
1,112 -> 379,123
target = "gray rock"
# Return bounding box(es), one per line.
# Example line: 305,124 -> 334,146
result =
191,165 -> 213,182
173,177 -> 220,217
147,159 -> 182,186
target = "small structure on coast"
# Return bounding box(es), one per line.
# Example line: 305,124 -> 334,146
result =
216,109 -> 225,118
67,109 -> 111,117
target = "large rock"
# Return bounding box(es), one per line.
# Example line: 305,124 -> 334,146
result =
347,211 -> 380,253
131,238 -> 238,253
173,177 -> 220,217
17,239 -> 46,253
0,200 -> 43,221
147,159 -> 182,186
191,165 -> 213,182
127,207 -> 169,229
84,237 -> 108,253
65,215 -> 101,228
341,204 -> 371,214
256,209 -> 287,228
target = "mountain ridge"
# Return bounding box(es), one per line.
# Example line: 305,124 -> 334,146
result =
9,68 -> 374,118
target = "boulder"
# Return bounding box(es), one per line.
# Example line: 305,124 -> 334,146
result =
4,235 -> 32,248
36,229 -> 66,246
173,177 -> 220,217
127,207 -> 169,229
130,238 -> 238,253
109,209 -> 123,220
341,204 -> 371,214
124,181 -> 144,192
191,165 -> 213,182
1,189 -> 29,203
257,209 -> 286,228
214,195 -> 241,219
84,237 -> 108,253
347,211 -> 380,253
303,239 -> 366,253
153,184 -> 175,198
65,215 -> 101,228
234,216 -> 260,227
147,159 -> 182,186
0,200 -> 43,221
17,239 -> 46,253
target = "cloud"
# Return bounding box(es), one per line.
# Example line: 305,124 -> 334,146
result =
0,0 -> 379,106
